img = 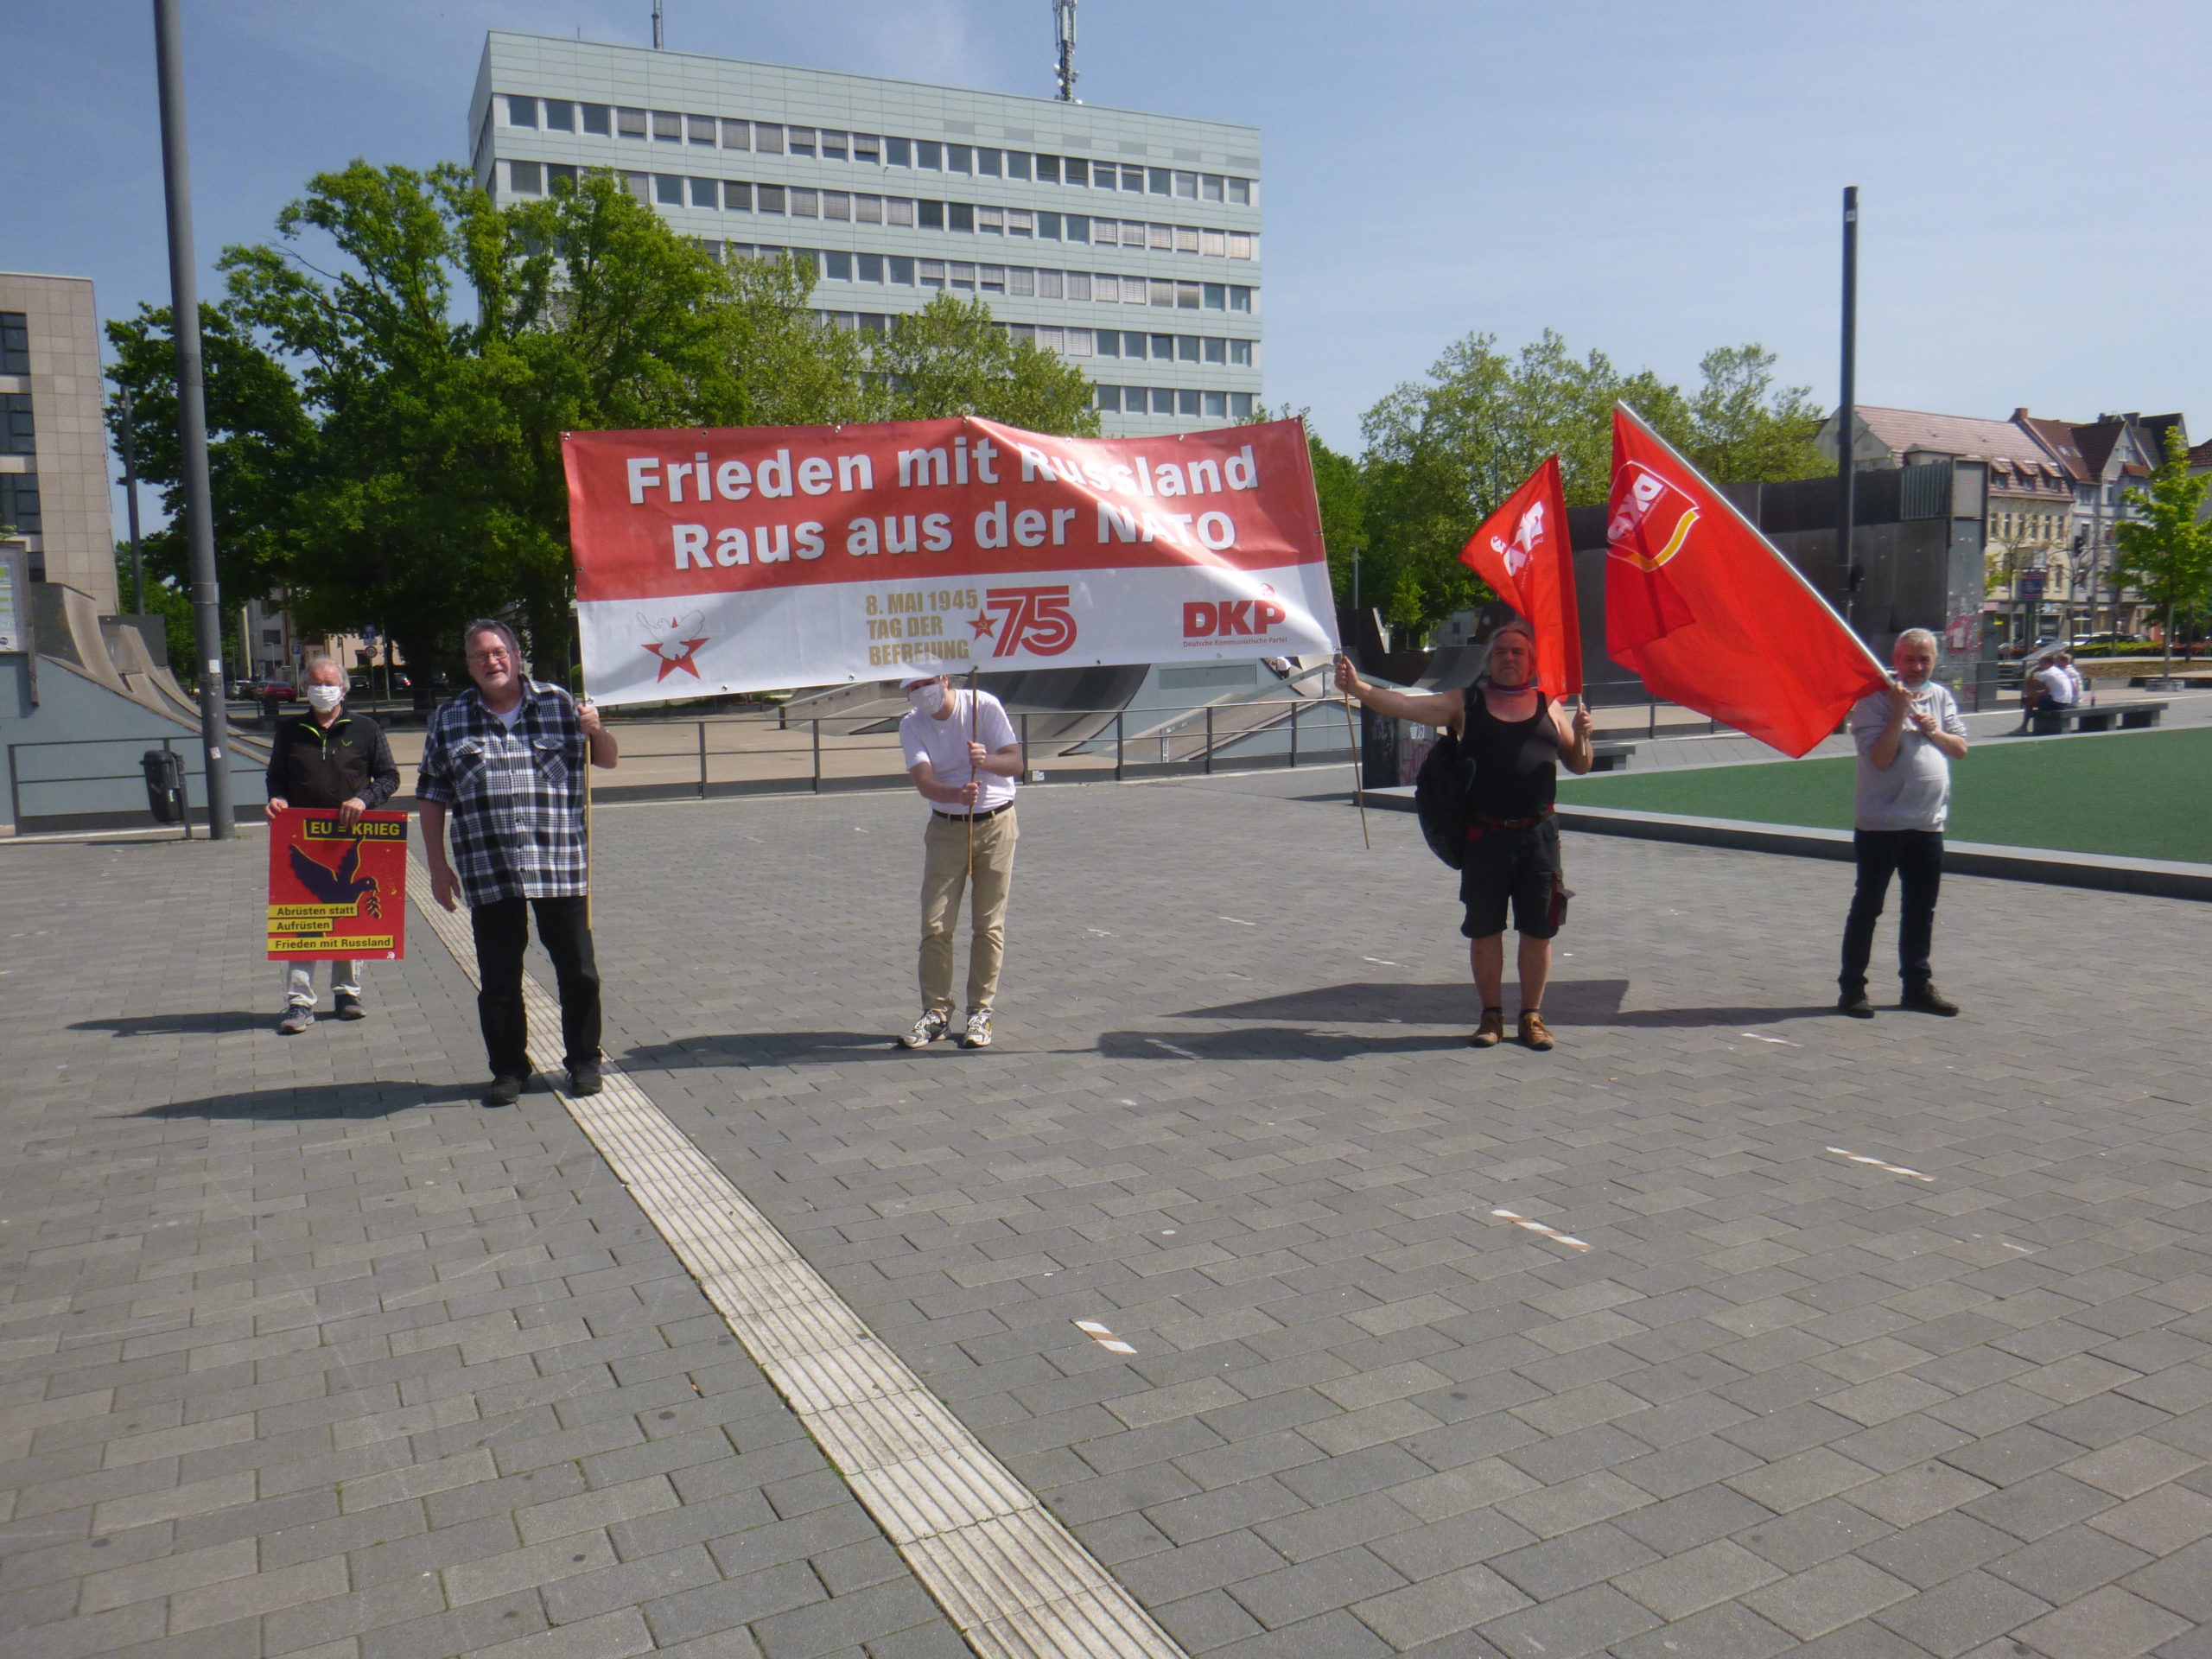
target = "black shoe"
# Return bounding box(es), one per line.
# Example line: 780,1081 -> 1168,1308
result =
333,992 -> 367,1021
484,1074 -> 524,1107
277,1005 -> 315,1035
1902,984 -> 1960,1017
568,1062 -> 603,1096
1838,990 -> 1875,1019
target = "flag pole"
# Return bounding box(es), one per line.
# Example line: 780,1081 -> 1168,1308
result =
1614,401 -> 1891,682
967,666 -> 979,887
1342,688 -> 1370,849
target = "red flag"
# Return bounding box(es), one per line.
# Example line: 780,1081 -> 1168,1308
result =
1605,404 -> 1887,757
1459,454 -> 1583,696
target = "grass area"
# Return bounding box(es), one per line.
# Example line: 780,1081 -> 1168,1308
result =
1558,725 -> 2212,864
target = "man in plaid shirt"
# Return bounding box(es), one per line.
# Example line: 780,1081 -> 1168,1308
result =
418,620 -> 620,1106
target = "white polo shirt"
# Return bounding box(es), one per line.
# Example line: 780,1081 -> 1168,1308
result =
900,689 -> 1019,813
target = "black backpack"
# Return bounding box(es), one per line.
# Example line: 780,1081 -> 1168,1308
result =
1413,690 -> 1473,868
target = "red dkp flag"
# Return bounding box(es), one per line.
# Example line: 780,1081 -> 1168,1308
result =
1459,454 -> 1582,696
1605,404 -> 1888,757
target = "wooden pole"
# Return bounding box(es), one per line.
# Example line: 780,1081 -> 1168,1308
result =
1344,692 -> 1370,849
967,668 -> 979,887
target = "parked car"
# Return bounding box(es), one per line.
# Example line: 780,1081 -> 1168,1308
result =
2065,632 -> 2147,650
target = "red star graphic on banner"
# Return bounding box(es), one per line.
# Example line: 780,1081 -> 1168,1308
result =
969,610 -> 998,640
645,639 -> 709,681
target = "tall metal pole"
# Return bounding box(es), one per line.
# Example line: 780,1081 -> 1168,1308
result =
118,385 -> 146,616
153,0 -> 234,836
1837,185 -> 1859,641
652,0 -> 663,48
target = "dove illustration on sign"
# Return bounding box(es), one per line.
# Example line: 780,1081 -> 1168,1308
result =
1491,499 -> 1546,580
639,611 -> 709,681
289,838 -> 381,918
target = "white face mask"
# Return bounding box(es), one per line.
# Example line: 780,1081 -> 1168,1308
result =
906,683 -> 946,715
304,683 -> 345,713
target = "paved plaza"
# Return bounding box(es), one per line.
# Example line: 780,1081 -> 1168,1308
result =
3,770 -> 2212,1658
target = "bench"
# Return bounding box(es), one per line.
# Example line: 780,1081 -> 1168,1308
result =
1590,740 -> 1637,772
2026,699 -> 2166,734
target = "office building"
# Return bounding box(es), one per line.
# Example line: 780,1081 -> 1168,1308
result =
469,32 -> 1262,435
0,272 -> 116,613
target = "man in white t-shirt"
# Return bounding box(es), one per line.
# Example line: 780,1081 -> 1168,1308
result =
895,672 -> 1024,1050
2032,652 -> 2083,710
1838,629 -> 1970,1020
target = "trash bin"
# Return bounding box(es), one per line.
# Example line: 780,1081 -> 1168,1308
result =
141,748 -> 187,825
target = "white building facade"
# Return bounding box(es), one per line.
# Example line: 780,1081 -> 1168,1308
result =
469,33 -> 1262,436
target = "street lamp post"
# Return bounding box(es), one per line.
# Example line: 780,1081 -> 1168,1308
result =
152,0 -> 233,837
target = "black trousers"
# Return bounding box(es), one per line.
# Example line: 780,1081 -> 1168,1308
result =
470,895 -> 601,1078
1840,829 -> 1943,995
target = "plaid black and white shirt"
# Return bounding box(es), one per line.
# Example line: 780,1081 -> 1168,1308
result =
416,678 -> 590,906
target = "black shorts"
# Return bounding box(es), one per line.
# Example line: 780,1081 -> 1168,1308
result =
1459,819 -> 1563,940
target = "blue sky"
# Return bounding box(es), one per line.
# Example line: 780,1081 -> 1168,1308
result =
5,0 -> 2205,472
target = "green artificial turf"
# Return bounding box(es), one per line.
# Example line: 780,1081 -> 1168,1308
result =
1558,725 -> 2212,865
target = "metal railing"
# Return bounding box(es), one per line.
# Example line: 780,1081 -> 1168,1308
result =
573,695 -> 1360,803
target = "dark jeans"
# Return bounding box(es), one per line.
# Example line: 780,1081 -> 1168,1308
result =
1840,829 -> 1943,995
470,895 -> 601,1079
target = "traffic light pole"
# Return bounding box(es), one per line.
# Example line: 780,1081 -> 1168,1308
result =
153,0 -> 234,837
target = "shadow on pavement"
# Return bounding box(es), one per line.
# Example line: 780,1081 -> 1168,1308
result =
1173,980 -> 1631,1025
138,1080 -> 484,1119
1605,1005 -> 1839,1028
74,1012 -> 271,1037
623,1032 -> 908,1070
1173,981 -> 1832,1030
1101,1027 -> 1470,1062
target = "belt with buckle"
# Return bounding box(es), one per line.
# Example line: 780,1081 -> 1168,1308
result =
934,802 -> 1013,823
1465,805 -> 1554,838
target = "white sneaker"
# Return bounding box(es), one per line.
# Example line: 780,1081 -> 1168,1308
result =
958,1009 -> 994,1049
899,1010 -> 950,1049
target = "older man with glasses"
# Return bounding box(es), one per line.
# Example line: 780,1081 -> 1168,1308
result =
417,620 -> 619,1105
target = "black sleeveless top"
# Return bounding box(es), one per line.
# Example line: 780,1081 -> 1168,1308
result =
1461,684 -> 1560,820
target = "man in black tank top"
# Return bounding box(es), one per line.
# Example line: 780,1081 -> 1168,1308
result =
1338,624 -> 1593,1048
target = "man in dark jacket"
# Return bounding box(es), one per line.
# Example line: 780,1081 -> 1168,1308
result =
266,654 -> 401,1033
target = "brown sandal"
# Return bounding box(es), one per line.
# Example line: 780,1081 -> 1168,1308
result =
1470,1008 -> 1506,1049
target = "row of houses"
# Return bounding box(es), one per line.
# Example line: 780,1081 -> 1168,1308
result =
1817,404 -> 2202,645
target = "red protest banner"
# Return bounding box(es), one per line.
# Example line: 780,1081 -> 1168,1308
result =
266,810 -> 408,961
1458,454 -> 1582,696
563,416 -> 1336,703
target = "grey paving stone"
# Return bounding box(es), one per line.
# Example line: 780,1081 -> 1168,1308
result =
14,772 -> 2212,1659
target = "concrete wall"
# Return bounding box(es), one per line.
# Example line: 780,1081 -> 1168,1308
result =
0,272 -> 115,614
0,652 -> 265,833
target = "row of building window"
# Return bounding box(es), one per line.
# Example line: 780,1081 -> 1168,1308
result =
0,314 -> 29,377
0,473 -> 38,534
0,393 -> 33,456
1093,386 -> 1255,418
497,95 -> 1256,204
505,162 -> 1258,259
696,243 -> 1257,314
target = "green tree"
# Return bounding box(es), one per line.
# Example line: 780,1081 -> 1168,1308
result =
867,291 -> 1101,432
1244,404 -> 1365,607
105,163 -> 1095,688
2112,426 -> 2212,677
1351,330 -> 1827,638
1681,346 -> 1830,484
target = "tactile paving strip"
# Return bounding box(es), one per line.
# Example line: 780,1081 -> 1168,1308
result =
409,861 -> 1183,1659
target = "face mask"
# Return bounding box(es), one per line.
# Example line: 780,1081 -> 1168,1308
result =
304,683 -> 345,713
907,683 -> 946,715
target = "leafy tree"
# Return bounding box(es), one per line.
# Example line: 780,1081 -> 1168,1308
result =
1351,330 -> 1829,637
2112,426 -> 2212,677
106,163 -> 1095,689
868,292 -> 1100,432
1244,404 -> 1365,607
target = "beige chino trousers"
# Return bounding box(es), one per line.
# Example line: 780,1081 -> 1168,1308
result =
918,807 -> 1018,1014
